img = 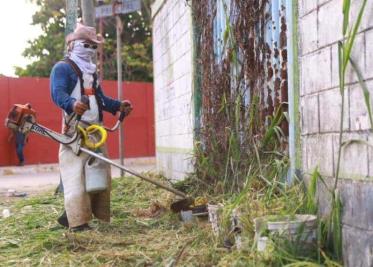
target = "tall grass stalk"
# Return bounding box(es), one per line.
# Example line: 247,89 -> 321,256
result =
331,0 -> 368,259
335,0 -> 367,190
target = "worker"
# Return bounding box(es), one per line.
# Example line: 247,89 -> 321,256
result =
50,23 -> 133,231
8,129 -> 27,166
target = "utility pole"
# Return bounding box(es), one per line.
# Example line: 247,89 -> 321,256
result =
65,0 -> 78,47
81,0 -> 96,27
57,0 -> 79,194
81,0 -> 97,65
97,0 -> 105,82
95,0 -> 141,177
116,14 -> 125,177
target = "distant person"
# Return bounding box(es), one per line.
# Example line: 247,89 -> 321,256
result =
8,129 -> 27,166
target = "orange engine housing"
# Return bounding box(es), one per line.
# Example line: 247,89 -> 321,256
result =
7,104 -> 36,126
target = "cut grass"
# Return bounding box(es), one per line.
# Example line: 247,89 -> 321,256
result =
0,173 -> 341,266
0,175 -> 225,266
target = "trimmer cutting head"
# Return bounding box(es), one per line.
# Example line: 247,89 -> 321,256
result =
170,197 -> 195,213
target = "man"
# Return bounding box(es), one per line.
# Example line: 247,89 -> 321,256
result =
8,129 -> 27,166
50,23 -> 132,231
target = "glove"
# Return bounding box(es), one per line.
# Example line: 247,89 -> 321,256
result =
120,100 -> 133,116
73,100 -> 89,115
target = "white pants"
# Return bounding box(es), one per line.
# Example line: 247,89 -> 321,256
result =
59,144 -> 111,227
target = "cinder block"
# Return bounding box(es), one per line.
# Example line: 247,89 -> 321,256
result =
315,176 -> 373,266
350,0 -> 373,32
319,88 -> 349,132
315,175 -> 334,219
334,133 -> 369,179
172,74 -> 193,99
340,179 -> 373,231
299,0 -> 317,17
343,224 -> 373,267
331,34 -> 365,88
173,51 -> 192,80
329,44 -> 339,89
302,134 -> 334,177
365,30 -> 373,81
349,82 -> 373,131
299,11 -> 318,55
347,33 -> 365,84
301,47 -> 332,95
318,0 -> 343,47
300,94 -> 319,135
169,149 -> 194,173
367,135 -> 373,178
301,138 -> 308,177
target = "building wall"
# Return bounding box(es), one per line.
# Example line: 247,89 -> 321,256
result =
0,77 -> 155,166
151,0 -> 194,180
298,1 -> 373,265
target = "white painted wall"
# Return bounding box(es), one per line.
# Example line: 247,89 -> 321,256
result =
299,1 -> 373,265
151,0 -> 194,180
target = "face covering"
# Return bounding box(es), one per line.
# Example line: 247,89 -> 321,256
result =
68,40 -> 97,74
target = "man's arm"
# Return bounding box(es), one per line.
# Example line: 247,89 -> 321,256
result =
95,85 -> 122,115
96,85 -> 133,116
50,62 -> 77,114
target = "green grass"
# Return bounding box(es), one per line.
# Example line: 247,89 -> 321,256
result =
0,176 -> 223,266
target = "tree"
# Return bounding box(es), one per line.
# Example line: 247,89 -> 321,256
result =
16,0 -> 153,82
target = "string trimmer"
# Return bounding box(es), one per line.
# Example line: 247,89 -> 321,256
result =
4,102 -> 197,213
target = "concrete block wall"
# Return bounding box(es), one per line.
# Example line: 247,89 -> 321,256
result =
152,0 -> 194,180
299,0 -> 373,265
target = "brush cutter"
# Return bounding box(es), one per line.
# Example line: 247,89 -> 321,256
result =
4,102 -> 196,213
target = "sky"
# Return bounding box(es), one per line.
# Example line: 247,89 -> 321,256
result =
0,1 -> 42,77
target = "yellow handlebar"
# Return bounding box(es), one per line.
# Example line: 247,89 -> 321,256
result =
78,125 -> 108,149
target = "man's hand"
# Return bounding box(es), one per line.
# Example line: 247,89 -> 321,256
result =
120,100 -> 133,116
73,100 -> 89,115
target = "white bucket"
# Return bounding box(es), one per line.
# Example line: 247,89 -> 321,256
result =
85,154 -> 108,193
254,214 -> 317,251
207,204 -> 224,236
257,236 -> 268,252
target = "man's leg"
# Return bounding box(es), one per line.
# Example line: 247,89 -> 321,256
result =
16,143 -> 24,165
59,144 -> 92,228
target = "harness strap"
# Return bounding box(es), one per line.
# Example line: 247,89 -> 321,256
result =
62,58 -> 104,122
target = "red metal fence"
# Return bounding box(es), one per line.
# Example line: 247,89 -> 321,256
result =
0,77 -> 155,166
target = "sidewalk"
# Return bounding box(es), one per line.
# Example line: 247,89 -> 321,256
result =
0,157 -> 156,195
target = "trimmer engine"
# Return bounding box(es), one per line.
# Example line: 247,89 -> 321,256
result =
5,103 -> 36,133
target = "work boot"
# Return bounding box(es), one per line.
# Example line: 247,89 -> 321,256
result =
57,211 -> 69,228
70,223 -> 92,232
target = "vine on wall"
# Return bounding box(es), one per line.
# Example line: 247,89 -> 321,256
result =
191,0 -> 289,193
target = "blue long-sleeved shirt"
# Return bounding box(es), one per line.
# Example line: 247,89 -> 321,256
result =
50,61 -> 121,120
